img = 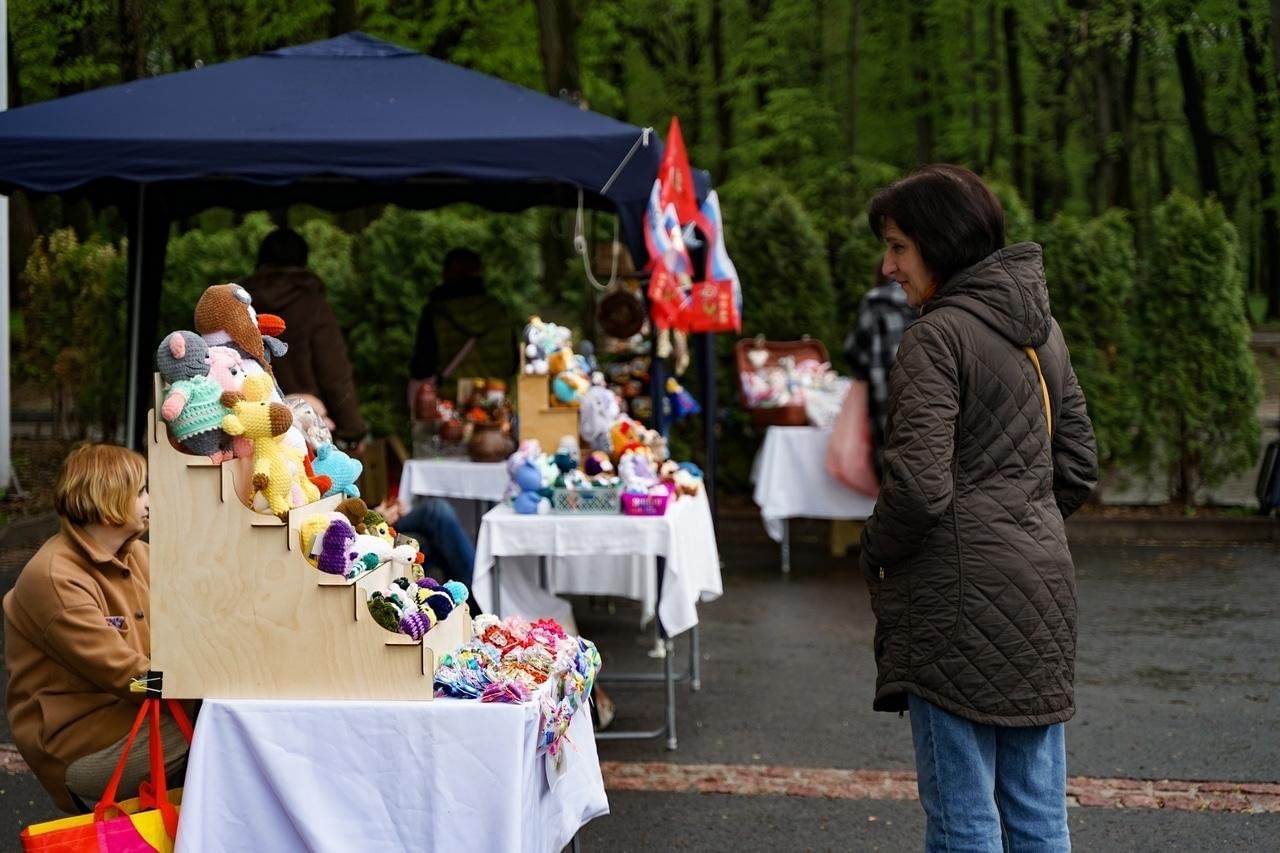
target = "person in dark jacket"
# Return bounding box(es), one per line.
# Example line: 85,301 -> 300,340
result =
859,165 -> 1098,852
241,227 -> 369,448
409,248 -> 517,402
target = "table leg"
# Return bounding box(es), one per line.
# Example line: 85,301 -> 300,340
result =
539,555 -> 549,590
690,623 -> 701,691
492,556 -> 502,617
781,518 -> 791,574
658,555 -> 677,750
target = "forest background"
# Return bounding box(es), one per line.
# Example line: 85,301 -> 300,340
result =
5,0 -> 1278,504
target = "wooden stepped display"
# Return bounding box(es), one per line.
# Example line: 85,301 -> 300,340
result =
148,377 -> 470,701
516,349 -> 579,452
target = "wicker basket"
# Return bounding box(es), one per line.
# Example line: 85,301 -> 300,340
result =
734,336 -> 830,428
550,487 -> 622,514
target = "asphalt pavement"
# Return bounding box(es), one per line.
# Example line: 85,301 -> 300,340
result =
0,516 -> 1277,851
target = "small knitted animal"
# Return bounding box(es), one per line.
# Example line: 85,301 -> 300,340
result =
194,283 -> 271,375
313,443 -> 362,499
156,331 -> 236,462
221,374 -> 320,519
316,518 -> 358,575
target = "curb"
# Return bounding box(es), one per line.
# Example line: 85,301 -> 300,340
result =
710,507 -> 1279,545
0,513 -> 59,552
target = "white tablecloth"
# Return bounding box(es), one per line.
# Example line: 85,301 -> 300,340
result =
751,425 -> 876,542
176,696 -> 607,853
400,458 -> 509,502
473,490 -> 722,637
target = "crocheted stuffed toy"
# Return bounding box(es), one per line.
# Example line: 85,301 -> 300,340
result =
221,374 -> 320,519
511,457 -> 550,515
156,331 -> 237,462
317,518 -> 378,579
300,512 -> 348,567
313,443 -> 362,499
194,283 -> 271,376
335,498 -> 369,529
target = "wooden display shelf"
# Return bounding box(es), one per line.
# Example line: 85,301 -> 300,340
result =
148,376 -> 469,701
516,350 -> 579,452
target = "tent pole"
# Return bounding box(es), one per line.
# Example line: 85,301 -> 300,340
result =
1,0 -> 10,493
696,332 -> 717,520
125,184 -> 146,450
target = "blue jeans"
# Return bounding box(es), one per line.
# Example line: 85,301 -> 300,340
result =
908,694 -> 1070,853
395,497 -> 482,615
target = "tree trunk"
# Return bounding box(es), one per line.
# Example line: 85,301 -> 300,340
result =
1174,30 -> 1220,198
1003,4 -> 1026,200
1090,49 -> 1115,215
1239,1 -> 1280,319
748,0 -> 773,111
847,0 -> 861,158
986,1 -> 1001,172
1147,60 -> 1172,200
330,0 -> 358,36
1115,5 -> 1141,210
117,0 -> 145,81
1272,0 -> 1280,86
534,0 -> 582,100
710,0 -> 733,180
967,1 -> 981,165
911,8 -> 934,165
534,1 -> 583,304
684,6 -> 702,147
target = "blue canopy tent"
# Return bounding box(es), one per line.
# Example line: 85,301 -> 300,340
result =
0,32 -> 718,454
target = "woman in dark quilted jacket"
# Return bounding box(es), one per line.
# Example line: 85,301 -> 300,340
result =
859,165 -> 1097,852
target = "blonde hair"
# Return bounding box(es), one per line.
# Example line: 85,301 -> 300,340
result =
53,444 -> 147,527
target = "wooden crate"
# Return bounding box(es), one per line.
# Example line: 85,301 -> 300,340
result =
734,336 -> 830,428
516,352 -> 579,453
148,376 -> 470,701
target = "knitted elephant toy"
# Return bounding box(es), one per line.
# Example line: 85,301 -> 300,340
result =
221,373 -> 320,519
156,331 -> 238,462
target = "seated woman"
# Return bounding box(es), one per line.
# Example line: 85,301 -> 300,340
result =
4,444 -> 188,813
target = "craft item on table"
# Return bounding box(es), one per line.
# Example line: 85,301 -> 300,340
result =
618,449 -> 662,494
578,379 -> 621,452
156,331 -> 241,463
195,283 -> 272,376
443,580 -> 470,608
420,590 -> 455,622
389,539 -> 426,580
665,377 -> 701,419
609,416 -> 644,460
335,497 -> 368,529
196,283 -> 317,474
300,512 -> 348,566
552,436 -> 579,476
257,313 -> 289,366
353,532 -> 393,564
360,510 -> 393,542
521,316 -> 570,376
510,455 -> 552,515
659,459 -> 703,497
317,518 -> 375,578
312,443 -> 362,498
433,616 -> 601,758
221,374 -> 320,519
281,397 -> 335,495
583,450 -> 614,478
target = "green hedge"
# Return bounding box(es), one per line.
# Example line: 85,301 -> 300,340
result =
1135,193 -> 1261,500
1038,209 -> 1139,471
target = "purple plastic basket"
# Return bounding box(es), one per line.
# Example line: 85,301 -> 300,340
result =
620,488 -> 672,516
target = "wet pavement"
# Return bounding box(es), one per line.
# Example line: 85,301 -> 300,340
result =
0,517 -> 1277,850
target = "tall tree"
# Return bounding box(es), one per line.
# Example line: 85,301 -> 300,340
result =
1003,3 -> 1027,199
847,0 -> 861,158
709,0 -> 733,179
116,0 -> 145,81
535,0 -> 582,100
330,0 -> 358,36
1238,0 -> 1279,318
1173,23 -> 1220,197
911,7 -> 935,164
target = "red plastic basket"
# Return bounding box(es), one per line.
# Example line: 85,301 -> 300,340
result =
621,489 -> 672,516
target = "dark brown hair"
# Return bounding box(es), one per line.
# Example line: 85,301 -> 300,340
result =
867,164 -> 1006,286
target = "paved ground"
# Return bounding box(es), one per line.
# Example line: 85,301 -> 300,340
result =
0,517 -> 1277,851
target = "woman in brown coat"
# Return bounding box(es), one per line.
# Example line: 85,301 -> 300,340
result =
4,444 -> 187,812
859,165 -> 1097,852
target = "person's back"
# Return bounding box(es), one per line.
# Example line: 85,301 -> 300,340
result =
241,228 -> 367,445
410,249 -> 515,401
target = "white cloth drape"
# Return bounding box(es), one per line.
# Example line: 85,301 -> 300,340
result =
751,425 -> 876,542
175,696 -> 607,853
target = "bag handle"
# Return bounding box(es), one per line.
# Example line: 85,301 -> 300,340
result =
1023,347 -> 1053,438
94,699 -> 192,838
